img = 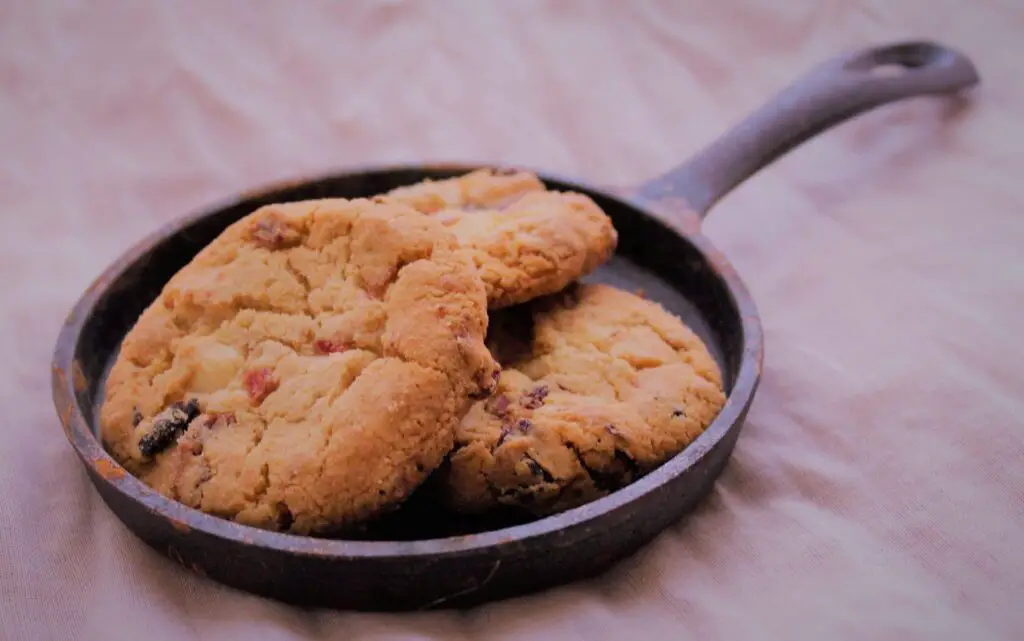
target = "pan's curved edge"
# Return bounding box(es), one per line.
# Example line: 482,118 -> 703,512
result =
49,164 -> 762,608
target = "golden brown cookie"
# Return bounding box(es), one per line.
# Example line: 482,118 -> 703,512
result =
384,168 -> 548,213
436,283 -> 727,517
100,198 -> 500,535
383,170 -> 618,309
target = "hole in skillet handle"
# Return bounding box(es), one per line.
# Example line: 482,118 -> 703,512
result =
854,42 -> 943,74
855,44 -> 945,78
838,40 -> 980,87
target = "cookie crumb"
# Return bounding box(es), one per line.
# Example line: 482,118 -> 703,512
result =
520,384 -> 549,409
314,339 -> 351,355
243,368 -> 279,404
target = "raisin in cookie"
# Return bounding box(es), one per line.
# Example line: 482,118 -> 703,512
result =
383,169 -> 618,309
436,283 -> 727,517
100,198 -> 499,535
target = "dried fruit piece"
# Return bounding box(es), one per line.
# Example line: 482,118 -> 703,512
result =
243,368 -> 279,404
138,399 -> 201,457
314,339 -> 351,355
494,425 -> 513,449
520,384 -> 549,409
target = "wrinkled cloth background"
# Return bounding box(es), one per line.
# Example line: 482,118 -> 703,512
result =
3,1 -> 1023,640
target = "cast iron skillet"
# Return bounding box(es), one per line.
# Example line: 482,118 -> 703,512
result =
52,41 -> 978,611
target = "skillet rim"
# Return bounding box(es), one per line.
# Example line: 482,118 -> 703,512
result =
50,162 -> 763,561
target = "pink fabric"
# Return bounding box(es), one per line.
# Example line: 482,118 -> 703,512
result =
3,2 -> 1022,639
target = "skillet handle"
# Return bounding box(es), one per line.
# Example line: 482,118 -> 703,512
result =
634,41 -> 979,218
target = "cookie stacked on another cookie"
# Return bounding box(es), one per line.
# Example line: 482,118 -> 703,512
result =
100,197 -> 500,535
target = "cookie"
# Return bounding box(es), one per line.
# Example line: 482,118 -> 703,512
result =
383,168 -> 548,213
383,169 -> 618,309
436,283 -> 727,517
99,198 -> 500,535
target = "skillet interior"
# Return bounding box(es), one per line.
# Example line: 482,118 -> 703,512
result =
78,166 -> 742,537
61,165 -> 755,607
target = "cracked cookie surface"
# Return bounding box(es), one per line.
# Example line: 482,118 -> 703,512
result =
100,198 -> 499,535
383,169 -> 618,309
437,283 -> 727,517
